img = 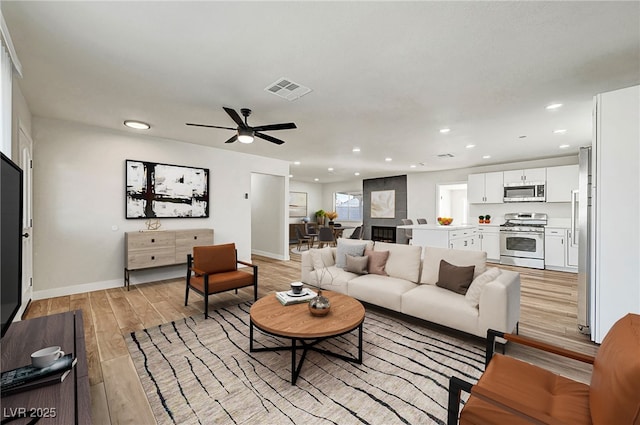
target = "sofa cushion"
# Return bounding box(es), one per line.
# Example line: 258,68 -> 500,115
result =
465,267 -> 502,308
365,249 -> 389,276
401,284 -> 480,336
309,247 -> 335,270
305,264 -> 353,294
421,246 -> 487,285
374,241 -> 423,283
348,274 -> 418,311
335,239 -> 368,268
436,260 -> 475,295
345,254 -> 368,275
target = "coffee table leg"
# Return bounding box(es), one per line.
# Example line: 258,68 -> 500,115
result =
358,322 -> 363,364
291,338 -> 297,384
249,321 -> 254,352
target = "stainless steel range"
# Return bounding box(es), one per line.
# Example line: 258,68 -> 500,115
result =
500,212 -> 548,269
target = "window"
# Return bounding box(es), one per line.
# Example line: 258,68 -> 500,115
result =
334,192 -> 363,222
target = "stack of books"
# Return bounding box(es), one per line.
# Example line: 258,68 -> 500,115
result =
276,288 -> 318,305
1,353 -> 77,396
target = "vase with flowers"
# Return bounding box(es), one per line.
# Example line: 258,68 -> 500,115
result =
326,211 -> 338,225
315,209 -> 326,226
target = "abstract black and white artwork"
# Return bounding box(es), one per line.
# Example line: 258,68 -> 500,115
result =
126,160 -> 209,219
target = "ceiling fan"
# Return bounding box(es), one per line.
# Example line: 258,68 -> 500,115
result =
186,107 -> 296,145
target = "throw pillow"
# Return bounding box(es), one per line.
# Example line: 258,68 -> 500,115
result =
365,249 -> 390,276
335,240 -> 367,269
309,247 -> 335,270
465,267 -> 502,307
436,260 -> 475,295
345,254 -> 369,275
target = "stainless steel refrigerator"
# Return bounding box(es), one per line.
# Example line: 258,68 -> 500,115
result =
575,146 -> 593,335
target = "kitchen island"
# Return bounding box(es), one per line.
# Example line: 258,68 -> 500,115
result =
397,224 -> 479,250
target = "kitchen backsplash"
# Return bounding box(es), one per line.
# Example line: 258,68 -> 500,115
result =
469,202 -> 571,226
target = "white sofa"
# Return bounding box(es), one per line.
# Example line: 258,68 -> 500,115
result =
300,240 -> 520,339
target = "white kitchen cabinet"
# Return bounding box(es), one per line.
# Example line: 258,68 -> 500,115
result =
503,168 -> 546,185
546,165 -> 579,202
544,227 -> 577,272
567,228 -> 579,267
467,172 -> 503,203
478,226 -> 501,262
409,225 -> 479,251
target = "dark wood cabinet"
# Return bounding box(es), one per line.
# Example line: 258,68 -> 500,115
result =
0,311 -> 90,424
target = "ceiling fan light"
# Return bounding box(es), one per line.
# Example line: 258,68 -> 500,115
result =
238,128 -> 254,144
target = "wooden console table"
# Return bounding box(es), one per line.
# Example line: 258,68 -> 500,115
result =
124,228 -> 213,290
0,310 -> 90,424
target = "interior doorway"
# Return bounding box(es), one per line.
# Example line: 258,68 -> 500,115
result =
436,182 -> 468,224
250,173 -> 286,259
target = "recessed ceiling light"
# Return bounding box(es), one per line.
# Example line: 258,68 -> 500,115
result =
354,172 -> 360,176
289,174 -> 293,178
410,164 -> 417,168
124,120 -> 150,130
293,161 -> 301,165
465,144 -> 476,149
385,157 -> 392,162
440,128 -> 451,134
328,167 -> 334,172
314,178 -> 319,182
482,155 -> 491,159
546,103 -> 563,110
352,147 -> 361,153
559,144 -> 570,149
553,129 -> 567,134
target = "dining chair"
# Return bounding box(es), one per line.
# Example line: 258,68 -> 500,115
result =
185,243 -> 258,318
417,218 -> 428,224
349,226 -> 363,240
317,227 -> 336,248
295,226 -> 312,251
401,218 -> 413,244
305,223 -> 319,247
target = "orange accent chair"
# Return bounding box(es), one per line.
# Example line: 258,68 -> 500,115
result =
448,313 -> 640,425
185,243 -> 258,318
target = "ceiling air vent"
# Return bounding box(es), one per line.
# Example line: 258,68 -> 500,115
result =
265,78 -> 312,101
437,153 -> 455,158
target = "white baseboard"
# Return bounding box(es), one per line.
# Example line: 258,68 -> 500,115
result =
251,249 -> 287,261
33,266 -> 185,300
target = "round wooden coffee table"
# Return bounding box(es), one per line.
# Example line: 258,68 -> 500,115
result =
249,290 -> 365,385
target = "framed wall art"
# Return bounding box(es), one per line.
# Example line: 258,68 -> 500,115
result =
126,159 -> 209,219
370,190 -> 395,218
289,191 -> 308,217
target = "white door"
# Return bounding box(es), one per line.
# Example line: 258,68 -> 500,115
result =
18,127 -> 33,307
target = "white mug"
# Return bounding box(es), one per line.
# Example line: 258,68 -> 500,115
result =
290,282 -> 304,294
31,346 -> 65,368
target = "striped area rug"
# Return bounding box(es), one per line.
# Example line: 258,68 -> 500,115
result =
126,302 -> 484,425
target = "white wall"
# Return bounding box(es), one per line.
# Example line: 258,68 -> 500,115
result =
289,180 -> 322,223
31,117 -> 289,298
251,173 -> 286,259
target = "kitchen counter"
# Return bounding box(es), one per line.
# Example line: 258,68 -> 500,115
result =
396,224 -> 476,231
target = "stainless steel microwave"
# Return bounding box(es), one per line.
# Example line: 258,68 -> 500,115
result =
503,183 -> 545,202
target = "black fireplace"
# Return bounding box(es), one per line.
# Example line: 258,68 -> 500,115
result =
371,226 -> 396,243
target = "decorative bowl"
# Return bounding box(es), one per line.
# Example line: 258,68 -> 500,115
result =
437,217 -> 453,225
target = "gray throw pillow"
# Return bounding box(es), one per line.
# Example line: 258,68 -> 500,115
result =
335,241 -> 367,268
345,254 -> 369,275
436,260 -> 475,295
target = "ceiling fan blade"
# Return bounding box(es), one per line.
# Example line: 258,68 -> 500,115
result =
186,123 -> 235,130
251,123 -> 297,132
224,135 -> 238,144
223,107 -> 246,128
255,132 -> 285,145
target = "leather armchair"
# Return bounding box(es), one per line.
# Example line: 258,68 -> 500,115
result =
448,313 -> 640,425
185,243 -> 258,318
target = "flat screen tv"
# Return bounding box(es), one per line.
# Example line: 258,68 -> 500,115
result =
1,152 -> 23,338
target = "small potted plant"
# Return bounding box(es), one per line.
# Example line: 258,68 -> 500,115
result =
315,209 -> 326,225
478,215 -> 485,224
326,211 -> 338,225
485,214 -> 491,224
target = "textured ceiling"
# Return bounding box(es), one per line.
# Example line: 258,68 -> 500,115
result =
3,1 -> 639,182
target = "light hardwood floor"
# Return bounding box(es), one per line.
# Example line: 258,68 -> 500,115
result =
23,255 -> 597,425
